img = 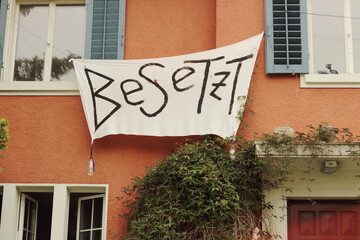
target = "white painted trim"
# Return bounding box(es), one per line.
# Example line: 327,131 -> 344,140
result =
300,73 -> 360,88
50,185 -> 69,240
43,2 -> 56,82
0,81 -> 80,95
0,185 -> 18,240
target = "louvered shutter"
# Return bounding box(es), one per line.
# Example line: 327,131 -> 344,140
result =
0,0 -> 8,74
265,0 -> 308,74
85,0 -> 125,59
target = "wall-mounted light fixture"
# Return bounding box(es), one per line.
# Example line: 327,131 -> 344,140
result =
320,160 -> 338,174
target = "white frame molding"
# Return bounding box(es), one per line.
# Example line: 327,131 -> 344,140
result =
18,194 -> 39,240
0,0 -> 85,95
301,73 -> 360,88
0,183 -> 108,240
301,0 -> 360,88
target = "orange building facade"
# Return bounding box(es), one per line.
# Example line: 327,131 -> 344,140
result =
1,0 -> 360,239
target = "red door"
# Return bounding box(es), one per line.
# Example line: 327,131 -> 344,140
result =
289,201 -> 360,240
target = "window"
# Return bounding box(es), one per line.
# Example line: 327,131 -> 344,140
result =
0,184 -> 108,240
68,193 -> 106,240
265,0 -> 360,87
18,194 -> 40,240
0,0 -> 126,94
77,194 -> 105,240
309,0 -> 360,74
13,4 -> 86,82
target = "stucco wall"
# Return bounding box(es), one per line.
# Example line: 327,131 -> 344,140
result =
1,0 -> 360,237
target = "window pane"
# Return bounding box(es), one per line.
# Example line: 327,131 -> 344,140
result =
312,0 -> 346,73
28,232 -> 35,240
351,0 -> 360,73
93,197 -> 103,228
24,199 -> 30,230
22,230 -> 27,240
29,201 -> 37,233
14,5 -> 48,81
0,187 -> 2,224
92,230 -> 102,240
51,5 -> 85,81
79,231 -> 91,240
80,199 -> 92,230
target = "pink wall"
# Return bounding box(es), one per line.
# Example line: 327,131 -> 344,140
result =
1,0 -> 360,237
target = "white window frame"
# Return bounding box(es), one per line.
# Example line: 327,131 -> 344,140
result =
301,0 -> 360,88
18,194 -> 39,240
77,194 -> 106,240
0,0 -> 85,95
0,184 -> 108,240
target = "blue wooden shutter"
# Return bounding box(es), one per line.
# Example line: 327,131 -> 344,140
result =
265,0 -> 308,74
0,0 -> 8,74
85,0 -> 125,59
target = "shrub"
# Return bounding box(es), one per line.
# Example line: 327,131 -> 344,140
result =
120,136 -> 286,240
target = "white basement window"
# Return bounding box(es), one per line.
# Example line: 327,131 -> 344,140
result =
0,184 -> 108,240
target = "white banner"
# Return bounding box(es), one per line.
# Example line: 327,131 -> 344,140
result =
73,33 -> 263,140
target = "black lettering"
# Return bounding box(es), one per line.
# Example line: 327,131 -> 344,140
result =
84,68 -> 121,131
172,66 -> 195,92
138,63 -> 168,117
185,56 -> 225,113
226,54 -> 254,115
210,71 -> 230,101
120,79 -> 144,106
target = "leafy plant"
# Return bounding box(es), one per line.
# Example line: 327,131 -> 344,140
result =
118,136 -> 290,240
0,119 -> 9,173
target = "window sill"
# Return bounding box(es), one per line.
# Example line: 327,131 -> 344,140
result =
0,81 -> 80,95
301,73 -> 360,88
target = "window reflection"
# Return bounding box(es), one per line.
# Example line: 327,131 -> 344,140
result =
14,5 -> 48,81
51,5 -> 85,81
13,4 -> 85,82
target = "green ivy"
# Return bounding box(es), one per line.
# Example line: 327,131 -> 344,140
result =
0,119 -> 9,157
0,119 -> 9,173
119,136 -> 289,240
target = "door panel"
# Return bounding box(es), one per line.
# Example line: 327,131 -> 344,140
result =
289,201 -> 360,240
